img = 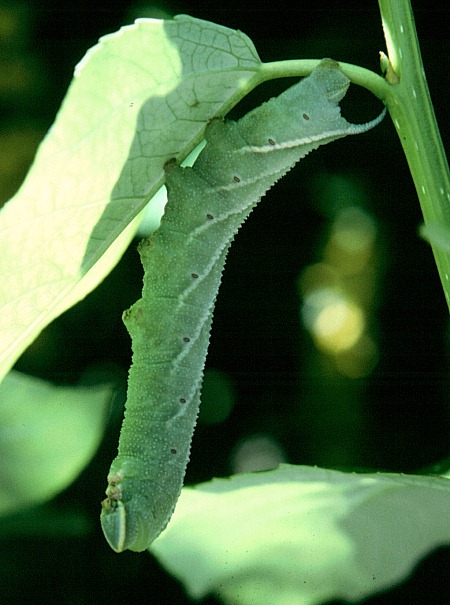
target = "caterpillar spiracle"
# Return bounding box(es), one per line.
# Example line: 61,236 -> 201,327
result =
100,59 -> 386,552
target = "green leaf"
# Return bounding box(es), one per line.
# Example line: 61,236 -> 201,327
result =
0,371 -> 111,515
0,15 -> 262,379
150,464 -> 450,605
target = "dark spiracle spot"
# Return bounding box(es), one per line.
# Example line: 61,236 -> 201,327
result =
191,273 -> 199,279
268,138 -> 275,145
170,448 -> 177,455
303,113 -> 310,120
183,337 -> 190,343
206,214 -> 214,220
233,176 -> 241,183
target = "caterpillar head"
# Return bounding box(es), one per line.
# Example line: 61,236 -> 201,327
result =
100,457 -> 160,552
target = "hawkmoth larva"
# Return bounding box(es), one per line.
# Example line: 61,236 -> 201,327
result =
100,59 -> 386,552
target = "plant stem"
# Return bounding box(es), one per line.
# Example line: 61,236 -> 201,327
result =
259,1 -> 449,309
378,0 -> 450,309
259,59 -> 390,102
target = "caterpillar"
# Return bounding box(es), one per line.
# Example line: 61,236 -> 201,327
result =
100,59 -> 386,552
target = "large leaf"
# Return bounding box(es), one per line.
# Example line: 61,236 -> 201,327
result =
0,371 -> 111,515
150,464 -> 450,605
0,15 -> 262,379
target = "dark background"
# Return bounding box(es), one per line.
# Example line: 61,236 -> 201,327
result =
1,0 -> 449,603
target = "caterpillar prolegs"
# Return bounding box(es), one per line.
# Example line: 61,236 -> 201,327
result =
100,59 -> 386,552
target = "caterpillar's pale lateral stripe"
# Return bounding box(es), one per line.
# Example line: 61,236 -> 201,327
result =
100,59 -> 385,552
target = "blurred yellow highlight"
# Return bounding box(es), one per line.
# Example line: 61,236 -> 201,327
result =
299,205 -> 380,378
302,289 -> 364,354
324,206 -> 376,276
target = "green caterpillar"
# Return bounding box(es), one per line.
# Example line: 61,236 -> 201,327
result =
100,59 -> 386,552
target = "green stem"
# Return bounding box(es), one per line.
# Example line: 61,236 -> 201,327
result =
259,59 -> 390,102
378,0 -> 450,309
257,0 -> 449,309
